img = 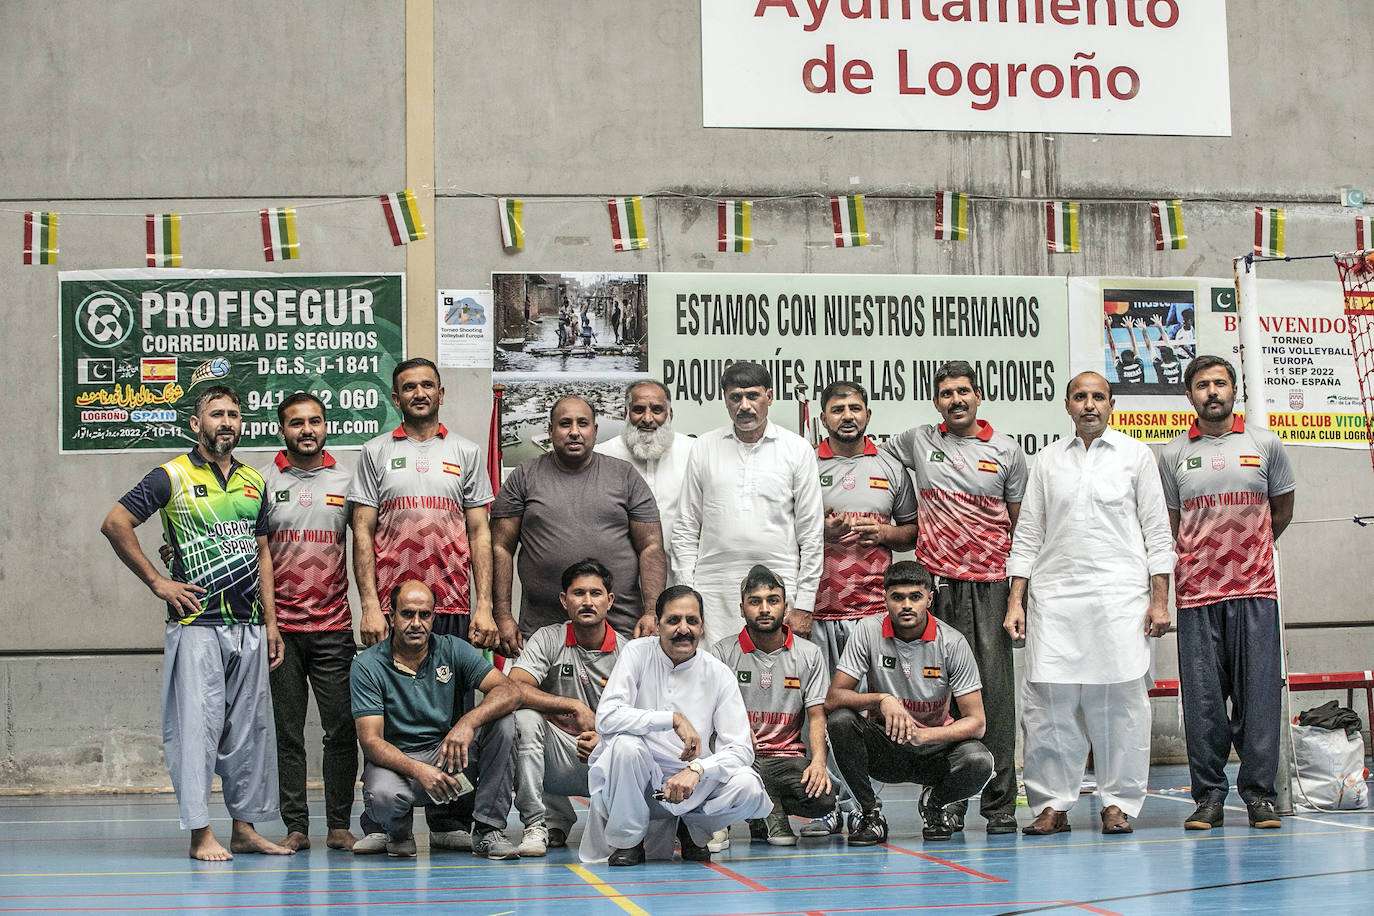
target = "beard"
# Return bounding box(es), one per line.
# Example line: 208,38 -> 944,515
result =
203,430 -> 240,457
621,421 -> 674,461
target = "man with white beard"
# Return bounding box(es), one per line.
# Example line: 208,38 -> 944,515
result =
596,380 -> 695,584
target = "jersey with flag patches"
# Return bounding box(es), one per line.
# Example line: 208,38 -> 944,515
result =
260,450 -> 353,633
836,613 -> 980,728
119,450 -> 268,626
349,424 -> 494,615
513,622 -> 623,710
882,421 -> 1027,581
815,438 -> 918,620
711,628 -> 829,757
1158,417 -> 1295,608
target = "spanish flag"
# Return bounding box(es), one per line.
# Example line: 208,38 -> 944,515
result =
783,676 -> 801,689
325,493 -> 346,507
869,477 -> 889,490
1239,455 -> 1261,467
243,483 -> 261,501
443,461 -> 462,476
977,460 -> 999,473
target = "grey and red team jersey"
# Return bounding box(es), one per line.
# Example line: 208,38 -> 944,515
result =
882,420 -> 1027,582
1158,416 -> 1296,609
513,622 -> 623,709
259,450 -> 353,633
836,613 -> 981,728
815,438 -> 918,620
349,423 -> 494,615
711,627 -> 829,757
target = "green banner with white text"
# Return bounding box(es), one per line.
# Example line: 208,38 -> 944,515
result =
59,269 -> 405,453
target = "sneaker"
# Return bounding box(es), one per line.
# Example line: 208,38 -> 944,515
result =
846,809 -> 865,835
1247,799 -> 1282,829
518,821 -> 549,857
847,809 -> 888,847
352,831 -> 390,855
547,827 -> 568,848
748,818 -> 768,843
919,787 -> 955,841
764,808 -> 797,846
946,799 -> 967,834
707,827 -> 731,852
387,835 -> 417,857
1185,800 -> 1224,830
800,809 -> 843,838
985,812 -> 1019,835
472,825 -> 521,860
429,829 -> 473,851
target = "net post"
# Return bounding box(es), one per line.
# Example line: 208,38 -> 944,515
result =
1233,255 -> 1296,816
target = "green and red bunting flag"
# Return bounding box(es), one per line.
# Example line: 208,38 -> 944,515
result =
379,190 -> 426,245
717,199 -> 752,252
22,211 -> 57,265
1150,199 -> 1186,251
831,195 -> 868,247
1357,216 -> 1372,250
608,196 -> 647,251
1045,201 -> 1080,253
1253,207 -> 1285,257
498,198 -> 525,249
934,191 -> 968,241
260,207 -> 299,261
145,213 -> 182,267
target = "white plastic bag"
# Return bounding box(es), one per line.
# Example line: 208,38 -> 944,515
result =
1291,722 -> 1369,810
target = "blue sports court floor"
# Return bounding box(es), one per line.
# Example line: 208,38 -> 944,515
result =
2,764 -> 1371,915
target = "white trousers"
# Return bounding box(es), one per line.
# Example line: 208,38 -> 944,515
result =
1021,677 -> 1151,818
579,733 -> 771,862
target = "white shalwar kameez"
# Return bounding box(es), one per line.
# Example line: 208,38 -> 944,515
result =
671,421 -> 824,643
1006,427 -> 1176,818
579,637 -> 771,862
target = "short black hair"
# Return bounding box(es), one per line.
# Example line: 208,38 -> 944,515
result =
1120,349 -> 1137,363
739,564 -> 787,600
933,360 -> 981,395
391,357 -> 440,392
561,558 -> 614,593
277,391 -> 325,425
820,380 -> 868,409
1183,354 -> 1236,389
883,560 -> 934,592
655,583 -> 704,619
193,384 -> 240,414
1158,345 -> 1177,364
720,361 -> 771,392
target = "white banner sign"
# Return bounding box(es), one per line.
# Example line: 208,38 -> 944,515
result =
701,0 -> 1231,136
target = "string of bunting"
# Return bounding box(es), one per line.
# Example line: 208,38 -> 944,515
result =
16,190 -> 1370,266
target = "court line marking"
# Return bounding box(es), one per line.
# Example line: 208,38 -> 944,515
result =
879,844 -> 1006,882
702,861 -> 769,891
564,864 -> 651,916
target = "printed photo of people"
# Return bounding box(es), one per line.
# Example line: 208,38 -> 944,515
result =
493,271 -> 648,374
1101,287 -> 1196,394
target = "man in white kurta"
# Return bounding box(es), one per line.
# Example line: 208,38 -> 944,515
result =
672,362 -> 824,644
580,585 -> 772,865
595,380 -> 695,585
1004,372 -> 1175,836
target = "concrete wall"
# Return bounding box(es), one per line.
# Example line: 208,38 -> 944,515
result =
2,2 -> 1371,789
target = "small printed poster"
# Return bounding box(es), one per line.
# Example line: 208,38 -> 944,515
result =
437,289 -> 494,368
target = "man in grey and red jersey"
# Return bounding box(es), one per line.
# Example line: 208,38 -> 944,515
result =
711,565 -> 833,847
260,392 -> 359,852
825,562 -> 993,845
349,357 -> 495,852
882,360 -> 1026,835
1158,355 -> 1296,832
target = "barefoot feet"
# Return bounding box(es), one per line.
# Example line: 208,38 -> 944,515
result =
280,831 -> 311,851
326,828 -> 358,851
229,820 -> 295,856
189,826 -> 233,861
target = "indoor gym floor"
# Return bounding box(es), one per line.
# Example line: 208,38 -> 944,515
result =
2,764 -> 1371,915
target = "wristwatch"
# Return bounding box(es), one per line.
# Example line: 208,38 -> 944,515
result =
686,759 -> 705,777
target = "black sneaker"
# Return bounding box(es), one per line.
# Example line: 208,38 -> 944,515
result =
1184,799 -> 1224,830
677,820 -> 712,861
919,787 -> 955,841
946,798 -> 967,834
847,809 -> 889,847
1246,799 -> 1282,829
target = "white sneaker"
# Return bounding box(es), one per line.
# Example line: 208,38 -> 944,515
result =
352,832 -> 389,855
707,827 -> 731,852
429,829 -> 473,851
518,821 -> 549,857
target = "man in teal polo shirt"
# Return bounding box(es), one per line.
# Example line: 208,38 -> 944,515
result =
350,579 -> 522,858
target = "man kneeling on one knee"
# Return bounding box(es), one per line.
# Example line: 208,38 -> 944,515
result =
579,585 -> 773,866
711,565 -> 834,848
826,561 -> 994,844
350,579 -> 522,859
508,559 -> 625,856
